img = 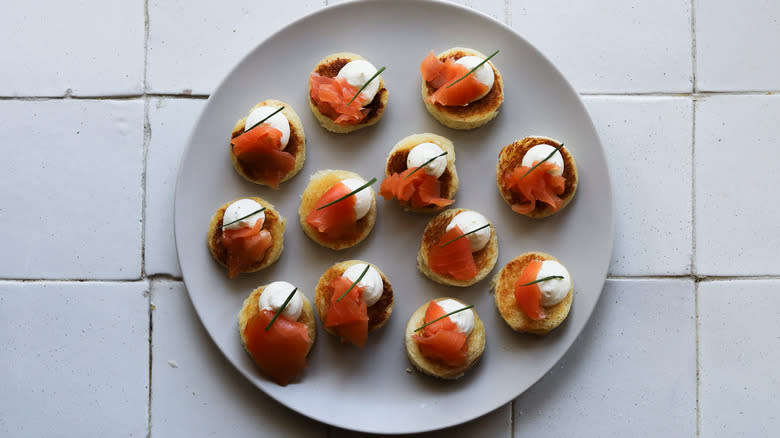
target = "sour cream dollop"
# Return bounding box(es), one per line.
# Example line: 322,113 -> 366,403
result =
341,178 -> 373,220
258,281 -> 303,320
222,198 -> 265,231
342,263 -> 383,306
521,144 -> 564,176
244,106 -> 291,150
445,211 -> 491,252
406,142 -> 447,178
454,55 -> 495,101
337,60 -> 380,105
436,298 -> 474,336
536,260 -> 571,307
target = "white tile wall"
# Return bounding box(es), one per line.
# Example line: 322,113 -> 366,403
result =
0,281 -> 149,437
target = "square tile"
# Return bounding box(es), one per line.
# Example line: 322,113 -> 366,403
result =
0,0 -> 143,96
514,279 -> 696,436
147,0 -> 325,94
585,97 -> 693,275
0,100 -> 144,279
696,0 -> 780,91
150,280 -> 326,437
695,95 -> 780,275
145,98 -> 207,276
0,281 -> 149,437
510,0 -> 692,93
699,280 -> 780,436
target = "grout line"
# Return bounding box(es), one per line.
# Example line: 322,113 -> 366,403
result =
143,0 -> 152,434
691,98 -> 697,276
579,91 -> 778,97
141,96 -> 151,279
695,279 -> 701,437
147,284 -> 154,438
691,0 -> 698,93
509,399 -> 515,438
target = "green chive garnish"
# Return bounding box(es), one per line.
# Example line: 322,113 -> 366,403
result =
316,177 -> 377,210
518,143 -> 565,181
439,223 -> 490,247
445,50 -> 499,89
347,66 -> 386,105
337,264 -> 371,302
220,207 -> 266,229
516,275 -> 564,287
414,304 -> 474,332
245,106 -> 285,132
405,151 -> 448,179
265,287 -> 298,331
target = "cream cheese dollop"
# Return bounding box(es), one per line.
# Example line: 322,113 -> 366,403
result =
222,198 -> 265,231
436,298 -> 474,336
445,211 -> 490,252
521,144 -> 564,176
340,178 -> 373,220
406,142 -> 447,178
536,260 -> 571,307
337,60 -> 380,106
258,281 -> 303,320
342,263 -> 383,306
244,106 -> 291,150
454,55 -> 494,101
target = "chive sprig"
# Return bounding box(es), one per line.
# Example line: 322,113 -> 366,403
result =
265,287 -> 299,331
347,66 -> 386,105
414,304 -> 474,332
316,177 -> 377,210
445,49 -> 499,89
337,264 -> 371,302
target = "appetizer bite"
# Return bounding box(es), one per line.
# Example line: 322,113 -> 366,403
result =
229,100 -> 305,188
314,260 -> 394,347
492,252 -> 573,335
379,133 -> 458,212
420,47 -> 503,130
207,197 -> 285,279
238,281 -> 316,386
496,136 -> 578,218
405,298 -> 485,380
299,170 -> 377,250
417,208 -> 498,287
308,52 -> 388,133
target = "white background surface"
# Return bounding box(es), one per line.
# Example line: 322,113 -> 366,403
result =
1,0 -> 778,436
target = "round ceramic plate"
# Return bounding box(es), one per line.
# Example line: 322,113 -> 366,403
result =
175,0 -> 613,434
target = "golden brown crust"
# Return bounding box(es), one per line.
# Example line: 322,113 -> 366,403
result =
314,260 -> 394,340
238,284 -> 316,356
383,133 -> 459,213
491,251 -> 573,335
421,47 -> 504,130
308,52 -> 388,133
298,169 -> 377,250
495,136 -> 579,219
229,99 -> 306,187
417,208 -> 499,287
404,298 -> 485,380
206,197 -> 286,276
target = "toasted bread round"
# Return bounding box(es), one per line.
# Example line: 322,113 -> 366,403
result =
308,52 -> 389,133
491,251 -> 573,335
405,298 -> 485,380
238,284 -> 317,360
417,208 -> 499,287
314,260 -> 394,341
496,136 -> 579,218
298,169 -> 377,250
230,99 -> 306,187
383,133 -> 459,213
206,197 -> 286,276
421,47 -> 504,130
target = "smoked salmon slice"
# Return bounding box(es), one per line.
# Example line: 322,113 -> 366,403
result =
513,260 -> 545,320
428,225 -> 478,281
305,182 -> 358,240
420,51 -> 489,106
309,73 -> 370,125
503,162 -> 566,214
412,300 -> 468,366
379,167 -> 454,209
231,125 -> 295,189
244,309 -> 311,386
324,276 -> 369,347
222,219 -> 272,279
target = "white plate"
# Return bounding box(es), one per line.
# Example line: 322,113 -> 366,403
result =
174,0 -> 613,434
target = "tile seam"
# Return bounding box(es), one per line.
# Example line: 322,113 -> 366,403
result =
691,0 -> 698,93
143,0 -> 152,435
695,279 -> 701,437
